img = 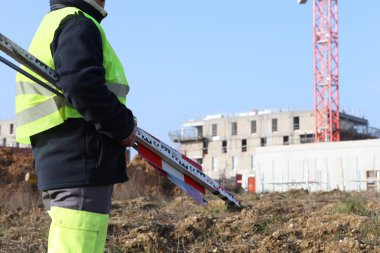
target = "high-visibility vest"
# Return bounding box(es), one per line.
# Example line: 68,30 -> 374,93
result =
15,7 -> 129,144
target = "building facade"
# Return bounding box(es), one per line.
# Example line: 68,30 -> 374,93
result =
170,109 -> 380,192
254,139 -> 380,193
0,120 -> 30,148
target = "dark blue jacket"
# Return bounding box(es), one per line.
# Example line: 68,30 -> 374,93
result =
31,0 -> 134,190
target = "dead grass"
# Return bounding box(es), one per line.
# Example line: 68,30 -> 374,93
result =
1,149 -> 380,252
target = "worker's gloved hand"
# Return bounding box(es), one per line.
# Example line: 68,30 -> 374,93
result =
119,125 -> 137,147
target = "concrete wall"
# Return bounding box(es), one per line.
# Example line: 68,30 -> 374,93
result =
0,120 -> 30,148
0,120 -> 17,147
253,139 -> 380,193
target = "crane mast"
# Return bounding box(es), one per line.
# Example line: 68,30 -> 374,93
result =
300,0 -> 340,142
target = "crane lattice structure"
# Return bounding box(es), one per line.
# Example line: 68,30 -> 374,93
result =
299,0 -> 340,142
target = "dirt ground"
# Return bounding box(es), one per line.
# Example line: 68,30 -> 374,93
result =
0,147 -> 380,253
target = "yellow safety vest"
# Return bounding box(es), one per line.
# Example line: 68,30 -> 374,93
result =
15,7 -> 129,144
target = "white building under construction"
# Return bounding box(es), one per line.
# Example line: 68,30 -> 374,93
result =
0,120 -> 30,148
170,109 -> 380,193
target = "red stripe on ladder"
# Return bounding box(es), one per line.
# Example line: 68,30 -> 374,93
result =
138,145 -> 167,176
181,154 -> 205,194
184,175 -> 206,194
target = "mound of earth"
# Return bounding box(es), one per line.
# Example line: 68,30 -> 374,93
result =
0,147 -> 380,252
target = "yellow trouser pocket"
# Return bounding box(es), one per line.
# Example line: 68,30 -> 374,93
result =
48,207 -> 109,253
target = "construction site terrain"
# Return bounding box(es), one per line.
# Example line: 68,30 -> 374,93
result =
0,147 -> 379,253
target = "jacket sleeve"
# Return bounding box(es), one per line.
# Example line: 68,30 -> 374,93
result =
51,14 -> 134,140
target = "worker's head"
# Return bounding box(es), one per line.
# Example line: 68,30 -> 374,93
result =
81,0 -> 105,8
84,0 -> 105,8
93,0 -> 105,8
83,0 -> 107,18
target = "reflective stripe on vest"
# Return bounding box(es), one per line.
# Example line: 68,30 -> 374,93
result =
16,81 -> 129,98
15,7 -> 129,144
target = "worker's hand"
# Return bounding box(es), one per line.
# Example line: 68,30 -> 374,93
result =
119,125 -> 137,147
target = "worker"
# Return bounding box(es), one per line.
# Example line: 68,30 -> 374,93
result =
15,0 -> 136,252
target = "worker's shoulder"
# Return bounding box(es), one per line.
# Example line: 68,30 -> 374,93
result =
57,11 -> 99,33
52,11 -> 102,51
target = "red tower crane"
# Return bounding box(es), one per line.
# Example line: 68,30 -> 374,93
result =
299,0 -> 340,142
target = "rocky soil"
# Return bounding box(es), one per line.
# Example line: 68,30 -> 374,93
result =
0,147 -> 380,253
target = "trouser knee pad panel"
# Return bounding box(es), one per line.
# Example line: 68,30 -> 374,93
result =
48,207 -> 109,253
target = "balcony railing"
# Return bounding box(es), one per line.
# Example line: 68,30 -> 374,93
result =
354,125 -> 380,139
169,128 -> 204,143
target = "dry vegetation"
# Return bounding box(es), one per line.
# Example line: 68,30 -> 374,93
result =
1,147 -> 380,253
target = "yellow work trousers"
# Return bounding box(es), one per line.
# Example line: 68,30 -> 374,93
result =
47,206 -> 109,253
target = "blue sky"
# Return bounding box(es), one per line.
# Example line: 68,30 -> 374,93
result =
1,1 -> 379,145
